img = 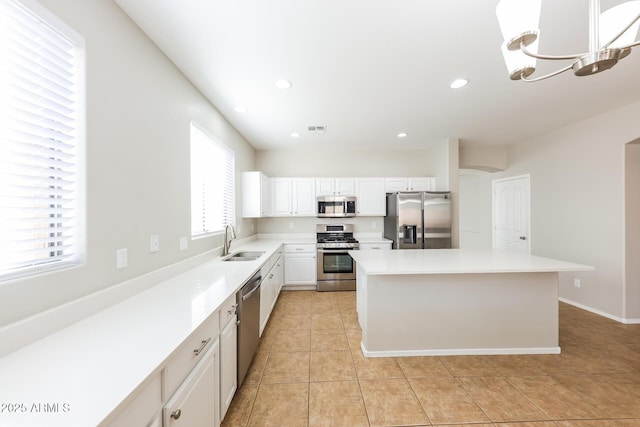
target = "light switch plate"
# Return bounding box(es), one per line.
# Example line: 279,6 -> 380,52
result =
116,248 -> 128,269
150,235 -> 160,253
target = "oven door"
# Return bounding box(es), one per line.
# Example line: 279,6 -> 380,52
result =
316,248 -> 356,281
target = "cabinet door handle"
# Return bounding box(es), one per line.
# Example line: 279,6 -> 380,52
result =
193,338 -> 211,356
171,409 -> 182,420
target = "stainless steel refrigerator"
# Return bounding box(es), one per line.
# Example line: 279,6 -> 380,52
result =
384,192 -> 452,249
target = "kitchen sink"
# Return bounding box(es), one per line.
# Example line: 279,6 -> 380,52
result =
232,251 -> 265,258
222,251 -> 265,262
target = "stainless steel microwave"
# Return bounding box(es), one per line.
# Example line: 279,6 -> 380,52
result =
317,196 -> 356,218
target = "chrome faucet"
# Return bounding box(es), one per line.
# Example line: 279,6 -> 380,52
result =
223,224 -> 236,256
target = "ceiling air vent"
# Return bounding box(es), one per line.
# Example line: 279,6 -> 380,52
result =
307,125 -> 326,134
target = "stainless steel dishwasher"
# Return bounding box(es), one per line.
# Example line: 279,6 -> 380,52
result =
236,270 -> 261,386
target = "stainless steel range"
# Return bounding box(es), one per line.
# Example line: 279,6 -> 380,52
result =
316,224 -> 359,291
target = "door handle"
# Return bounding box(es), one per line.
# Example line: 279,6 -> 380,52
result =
519,236 -> 526,240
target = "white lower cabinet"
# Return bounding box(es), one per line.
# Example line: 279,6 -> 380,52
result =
219,314 -> 237,420
107,374 -> 162,427
284,244 -> 317,286
163,340 -> 220,427
219,293 -> 238,421
260,251 -> 284,335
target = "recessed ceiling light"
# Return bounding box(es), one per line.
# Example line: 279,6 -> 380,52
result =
290,132 -> 300,138
275,79 -> 292,90
397,132 -> 408,138
450,78 -> 469,89
234,105 -> 247,113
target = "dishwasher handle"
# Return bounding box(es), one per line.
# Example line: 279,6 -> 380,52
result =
241,273 -> 261,301
242,282 -> 260,301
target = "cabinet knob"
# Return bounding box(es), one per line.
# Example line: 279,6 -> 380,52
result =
171,409 -> 182,420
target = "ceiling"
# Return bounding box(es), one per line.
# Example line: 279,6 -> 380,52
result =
113,0 -> 640,151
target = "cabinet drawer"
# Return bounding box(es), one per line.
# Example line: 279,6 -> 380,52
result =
163,313 -> 220,399
219,294 -> 238,328
163,342 -> 218,427
107,374 -> 161,427
285,244 -> 315,253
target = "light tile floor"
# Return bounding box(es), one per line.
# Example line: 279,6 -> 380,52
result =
222,291 -> 640,427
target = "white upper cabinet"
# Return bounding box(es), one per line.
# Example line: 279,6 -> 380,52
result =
244,173 -> 437,218
355,178 -> 386,216
316,178 -> 355,196
385,177 -> 435,193
242,171 -> 270,217
270,177 -> 316,217
293,178 -> 316,216
270,178 -> 292,216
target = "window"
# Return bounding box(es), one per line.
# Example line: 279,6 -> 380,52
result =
190,122 -> 235,237
0,0 -> 85,281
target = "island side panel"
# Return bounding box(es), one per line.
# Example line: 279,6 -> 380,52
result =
361,271 -> 560,356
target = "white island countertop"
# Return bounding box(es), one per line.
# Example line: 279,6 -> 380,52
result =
353,248 -> 593,358
349,248 -> 593,275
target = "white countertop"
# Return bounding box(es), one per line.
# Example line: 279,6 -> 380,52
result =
349,248 -> 593,275
0,239 -> 284,427
356,236 -> 392,244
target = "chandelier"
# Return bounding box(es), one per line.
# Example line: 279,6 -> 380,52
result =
496,0 -> 640,81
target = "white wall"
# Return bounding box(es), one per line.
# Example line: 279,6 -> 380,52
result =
257,217 -> 383,235
496,99 -> 640,320
625,141 -> 640,320
255,146 -> 446,178
0,0 -> 256,329
459,170 -> 493,249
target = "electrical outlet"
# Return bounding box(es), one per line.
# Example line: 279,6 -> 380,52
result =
179,236 -> 188,251
574,278 -> 581,288
372,221 -> 376,228
150,234 -> 160,253
116,248 -> 128,269
289,222 -> 294,230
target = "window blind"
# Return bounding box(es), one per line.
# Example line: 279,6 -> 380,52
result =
190,122 -> 236,237
0,0 -> 84,280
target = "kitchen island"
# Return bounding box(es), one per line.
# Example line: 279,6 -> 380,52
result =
348,249 -> 592,357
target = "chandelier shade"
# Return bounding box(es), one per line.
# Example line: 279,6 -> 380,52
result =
600,1 -> 640,52
496,0 -> 640,81
501,39 -> 538,80
496,0 -> 541,50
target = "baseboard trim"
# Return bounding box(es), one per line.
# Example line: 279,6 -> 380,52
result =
558,297 -> 640,324
281,285 -> 316,291
360,342 -> 561,358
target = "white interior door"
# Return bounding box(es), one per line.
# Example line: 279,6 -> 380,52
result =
492,175 -> 531,253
